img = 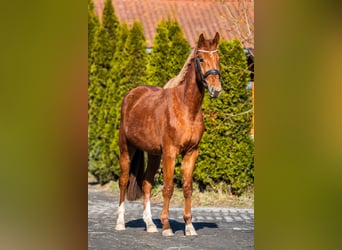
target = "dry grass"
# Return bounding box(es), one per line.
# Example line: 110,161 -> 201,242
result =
87,171 -> 253,209
103,180 -> 253,209
150,182 -> 254,208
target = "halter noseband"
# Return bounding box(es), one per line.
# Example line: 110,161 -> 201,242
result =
195,49 -> 220,88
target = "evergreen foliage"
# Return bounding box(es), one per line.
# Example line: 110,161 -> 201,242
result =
147,19 -> 190,86
118,21 -> 148,91
91,23 -> 130,183
166,20 -> 191,76
88,1 -> 121,183
88,0 -> 99,70
107,23 -> 130,178
88,25 -> 114,180
194,39 -> 254,195
102,0 -> 119,50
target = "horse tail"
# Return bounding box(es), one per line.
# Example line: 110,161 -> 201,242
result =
127,149 -> 145,201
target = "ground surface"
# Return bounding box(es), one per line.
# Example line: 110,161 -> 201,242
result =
88,185 -> 254,249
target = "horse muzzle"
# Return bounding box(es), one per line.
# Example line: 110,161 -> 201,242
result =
203,70 -> 221,98
208,84 -> 222,98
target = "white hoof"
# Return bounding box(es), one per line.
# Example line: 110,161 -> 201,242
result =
146,224 -> 158,233
185,223 -> 198,236
115,223 -> 126,231
162,229 -> 174,237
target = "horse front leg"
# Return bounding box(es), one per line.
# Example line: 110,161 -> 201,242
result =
142,154 -> 161,233
182,149 -> 199,236
160,151 -> 176,236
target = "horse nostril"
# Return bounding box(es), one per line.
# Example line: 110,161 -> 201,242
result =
214,89 -> 222,97
208,85 -> 222,98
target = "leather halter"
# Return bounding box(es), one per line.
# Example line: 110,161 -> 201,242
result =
195,49 -> 220,88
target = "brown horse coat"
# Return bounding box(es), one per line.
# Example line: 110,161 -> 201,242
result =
116,32 -> 221,236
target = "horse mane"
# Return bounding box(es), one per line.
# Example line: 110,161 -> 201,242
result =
163,48 -> 196,89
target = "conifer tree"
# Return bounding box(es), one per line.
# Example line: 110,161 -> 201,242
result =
90,23 -> 130,183
102,0 -> 119,51
118,21 -> 148,91
88,0 -> 99,71
88,25 -> 114,172
147,19 -> 190,87
195,39 -> 254,195
147,23 -> 169,86
107,23 -> 130,177
88,1 -> 120,182
166,20 -> 191,77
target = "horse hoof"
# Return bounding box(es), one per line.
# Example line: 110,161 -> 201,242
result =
185,230 -> 198,236
147,224 -> 158,233
162,229 -> 174,237
185,224 -> 198,236
115,224 -> 126,231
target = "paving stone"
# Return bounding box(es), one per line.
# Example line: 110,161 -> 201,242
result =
88,185 -> 254,250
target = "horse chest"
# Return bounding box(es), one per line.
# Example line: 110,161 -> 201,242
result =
174,119 -> 204,150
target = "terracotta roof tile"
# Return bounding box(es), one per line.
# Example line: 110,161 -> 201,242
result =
93,0 -> 254,48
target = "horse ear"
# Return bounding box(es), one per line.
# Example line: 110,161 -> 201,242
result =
213,32 -> 220,45
198,33 -> 205,47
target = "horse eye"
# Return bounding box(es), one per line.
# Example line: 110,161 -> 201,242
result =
199,58 -> 204,63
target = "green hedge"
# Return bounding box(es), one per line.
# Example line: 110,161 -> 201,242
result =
147,19 -> 190,87
194,39 -> 254,195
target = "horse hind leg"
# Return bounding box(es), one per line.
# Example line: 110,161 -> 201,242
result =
115,147 -> 134,231
142,154 -> 161,233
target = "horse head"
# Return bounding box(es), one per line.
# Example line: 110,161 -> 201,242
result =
196,32 -> 222,98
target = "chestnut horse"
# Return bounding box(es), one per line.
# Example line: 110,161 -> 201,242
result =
115,33 -> 221,236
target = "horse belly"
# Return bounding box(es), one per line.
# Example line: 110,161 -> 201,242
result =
125,112 -> 162,154
122,86 -> 165,154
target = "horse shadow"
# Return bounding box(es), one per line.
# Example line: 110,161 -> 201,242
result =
125,218 -> 218,233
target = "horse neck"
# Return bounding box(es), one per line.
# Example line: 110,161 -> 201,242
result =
180,60 -> 204,118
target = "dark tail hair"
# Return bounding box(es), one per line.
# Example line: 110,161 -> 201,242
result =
126,149 -> 145,201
